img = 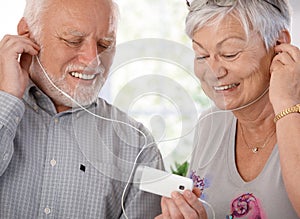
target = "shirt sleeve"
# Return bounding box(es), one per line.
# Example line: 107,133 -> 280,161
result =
0,91 -> 25,176
120,123 -> 164,219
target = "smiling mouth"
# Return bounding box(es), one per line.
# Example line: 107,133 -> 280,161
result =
214,83 -> 240,91
69,72 -> 97,80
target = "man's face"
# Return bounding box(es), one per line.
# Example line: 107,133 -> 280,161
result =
31,0 -> 117,111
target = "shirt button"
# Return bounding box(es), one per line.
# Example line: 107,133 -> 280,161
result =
15,117 -> 20,123
44,207 -> 51,215
3,153 -> 9,161
33,105 -> 39,112
54,118 -> 59,124
50,159 -> 57,167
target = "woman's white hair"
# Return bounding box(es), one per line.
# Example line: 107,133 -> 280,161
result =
185,0 -> 291,50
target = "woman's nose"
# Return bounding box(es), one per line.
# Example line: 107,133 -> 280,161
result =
206,57 -> 228,80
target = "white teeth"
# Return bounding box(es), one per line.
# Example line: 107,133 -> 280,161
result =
70,72 -> 96,80
214,83 -> 238,91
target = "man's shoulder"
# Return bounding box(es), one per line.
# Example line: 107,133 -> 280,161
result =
95,97 -> 142,127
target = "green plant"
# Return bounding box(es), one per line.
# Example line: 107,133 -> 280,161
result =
170,161 -> 189,177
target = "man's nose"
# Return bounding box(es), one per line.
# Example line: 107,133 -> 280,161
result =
78,42 -> 100,66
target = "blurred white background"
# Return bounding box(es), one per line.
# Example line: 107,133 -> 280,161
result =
0,0 -> 299,44
0,0 -> 299,171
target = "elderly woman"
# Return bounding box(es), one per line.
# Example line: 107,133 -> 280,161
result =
156,0 -> 300,218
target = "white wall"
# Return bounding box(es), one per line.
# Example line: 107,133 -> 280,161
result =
290,0 -> 300,46
0,1 -> 25,37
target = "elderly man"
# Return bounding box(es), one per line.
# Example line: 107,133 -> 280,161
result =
0,0 -> 163,218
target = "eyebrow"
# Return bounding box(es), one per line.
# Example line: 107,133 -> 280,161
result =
62,29 -> 88,37
192,36 -> 245,50
101,37 -> 115,43
61,29 -> 115,43
192,39 -> 204,49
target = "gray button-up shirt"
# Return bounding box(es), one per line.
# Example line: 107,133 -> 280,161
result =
0,83 -> 164,219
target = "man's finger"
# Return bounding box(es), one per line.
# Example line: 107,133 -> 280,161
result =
20,53 -> 32,73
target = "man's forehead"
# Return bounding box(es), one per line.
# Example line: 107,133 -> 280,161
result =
42,0 -> 117,38
45,0 -> 115,17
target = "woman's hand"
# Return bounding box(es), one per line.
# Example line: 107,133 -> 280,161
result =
270,43 -> 300,114
155,188 -> 207,219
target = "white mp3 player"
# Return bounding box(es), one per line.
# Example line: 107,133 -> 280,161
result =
134,166 -> 194,198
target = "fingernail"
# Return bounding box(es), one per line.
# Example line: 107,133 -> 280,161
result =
184,190 -> 192,198
171,191 -> 180,199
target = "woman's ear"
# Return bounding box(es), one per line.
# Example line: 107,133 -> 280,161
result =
17,17 -> 30,35
276,29 -> 291,45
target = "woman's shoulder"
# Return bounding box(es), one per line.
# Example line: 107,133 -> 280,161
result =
197,105 -> 235,129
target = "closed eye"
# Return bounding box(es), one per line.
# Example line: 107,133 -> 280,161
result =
196,55 -> 209,62
222,52 -> 241,60
97,40 -> 115,50
97,43 -> 110,49
62,39 -> 83,47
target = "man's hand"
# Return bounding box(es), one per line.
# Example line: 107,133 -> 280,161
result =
0,34 -> 40,98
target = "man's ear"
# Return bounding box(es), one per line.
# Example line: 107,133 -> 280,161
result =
17,17 -> 30,36
276,29 -> 291,45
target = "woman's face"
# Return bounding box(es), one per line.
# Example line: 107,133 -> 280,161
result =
192,15 -> 274,110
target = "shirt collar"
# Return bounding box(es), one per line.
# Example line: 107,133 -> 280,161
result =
23,80 -> 98,116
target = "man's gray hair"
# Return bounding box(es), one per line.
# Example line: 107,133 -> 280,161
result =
185,0 -> 291,50
23,0 -> 50,39
23,0 -> 119,41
